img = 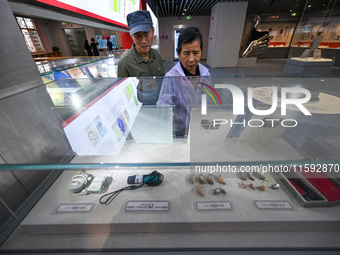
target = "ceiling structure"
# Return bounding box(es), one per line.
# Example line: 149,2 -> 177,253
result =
146,0 -> 339,17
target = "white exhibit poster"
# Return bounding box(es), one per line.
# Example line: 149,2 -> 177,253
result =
63,77 -> 141,155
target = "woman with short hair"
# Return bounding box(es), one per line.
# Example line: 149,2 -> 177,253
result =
157,27 -> 211,136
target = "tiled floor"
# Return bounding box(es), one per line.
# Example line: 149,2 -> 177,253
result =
163,58 -> 340,78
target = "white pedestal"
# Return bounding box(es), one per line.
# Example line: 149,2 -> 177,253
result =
283,57 -> 334,77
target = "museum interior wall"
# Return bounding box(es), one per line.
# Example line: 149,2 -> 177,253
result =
158,16 -> 210,61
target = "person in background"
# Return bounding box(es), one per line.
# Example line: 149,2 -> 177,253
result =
117,10 -> 164,77
157,26 -> 211,136
90,37 -> 100,56
106,37 -> 113,53
84,40 -> 93,56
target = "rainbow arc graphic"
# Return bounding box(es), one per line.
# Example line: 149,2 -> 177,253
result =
198,82 -> 222,106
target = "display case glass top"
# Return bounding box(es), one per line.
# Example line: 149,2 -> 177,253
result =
3,75 -> 340,166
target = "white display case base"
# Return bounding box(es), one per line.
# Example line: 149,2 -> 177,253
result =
19,167 -> 340,235
237,57 -> 257,67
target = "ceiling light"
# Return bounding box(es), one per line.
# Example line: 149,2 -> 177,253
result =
308,5 -> 311,8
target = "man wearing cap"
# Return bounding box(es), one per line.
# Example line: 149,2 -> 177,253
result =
118,10 -> 164,77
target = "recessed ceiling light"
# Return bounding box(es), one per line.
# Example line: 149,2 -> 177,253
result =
308,5 -> 311,8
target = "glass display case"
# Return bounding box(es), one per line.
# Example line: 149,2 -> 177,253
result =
284,0 -> 340,77
36,50 -> 128,80
290,18 -> 340,50
1,74 -> 340,253
40,58 -> 118,86
36,56 -> 107,75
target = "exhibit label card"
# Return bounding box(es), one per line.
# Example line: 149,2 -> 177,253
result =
56,203 -> 94,213
196,201 -> 232,211
125,200 -> 170,212
254,200 -> 293,210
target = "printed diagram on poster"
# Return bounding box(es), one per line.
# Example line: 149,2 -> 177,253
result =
84,115 -> 107,146
160,32 -> 169,40
112,112 -> 128,141
63,77 -> 141,155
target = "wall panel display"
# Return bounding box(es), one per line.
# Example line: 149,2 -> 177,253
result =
291,18 -> 340,49
257,23 -> 295,47
34,0 -> 141,27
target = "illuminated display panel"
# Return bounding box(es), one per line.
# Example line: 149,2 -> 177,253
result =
35,0 -> 141,28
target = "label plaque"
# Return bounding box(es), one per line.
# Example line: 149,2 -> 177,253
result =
196,201 -> 232,211
254,200 -> 293,210
125,200 -> 170,212
56,203 -> 94,213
